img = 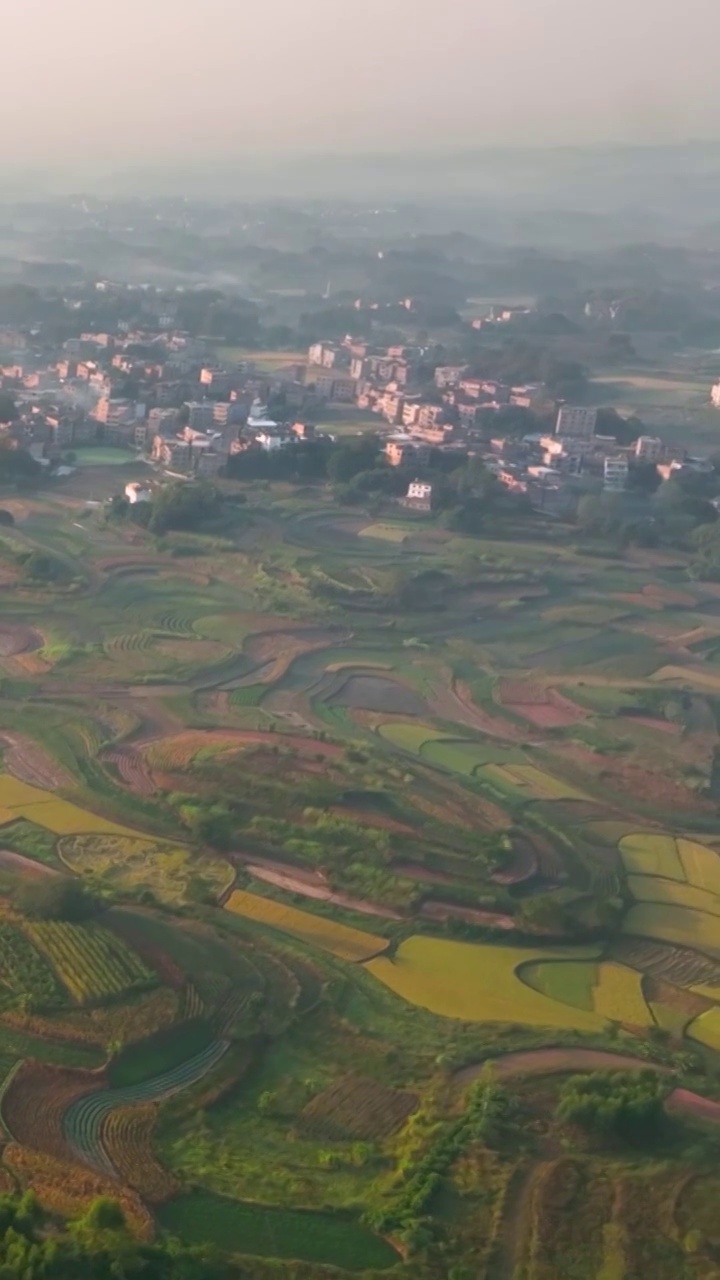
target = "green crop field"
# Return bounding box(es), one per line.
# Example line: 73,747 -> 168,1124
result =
628,874 -> 720,917
419,738 -> 523,773
619,833 -> 686,880
519,959 -> 597,1011
623,903 -> 720,957
73,447 -> 141,466
158,1193 -> 399,1269
5,422 -> 720,1275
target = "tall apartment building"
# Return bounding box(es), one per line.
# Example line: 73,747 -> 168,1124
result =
92,397 -> 136,426
183,401 -> 216,430
555,406 -> 598,438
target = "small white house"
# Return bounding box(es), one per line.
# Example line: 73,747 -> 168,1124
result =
404,480 -> 433,511
125,482 -> 152,504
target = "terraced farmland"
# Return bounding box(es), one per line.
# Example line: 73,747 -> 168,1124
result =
8,446 -> 720,1273
64,1038 -> 231,1175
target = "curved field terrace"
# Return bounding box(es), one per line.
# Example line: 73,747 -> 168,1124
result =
5,476 -> 720,1272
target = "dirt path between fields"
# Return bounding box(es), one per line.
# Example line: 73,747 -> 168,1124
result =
455,1048 -> 720,1129
485,1160 -> 536,1280
240,859 -> 404,920
455,1047 -> 661,1085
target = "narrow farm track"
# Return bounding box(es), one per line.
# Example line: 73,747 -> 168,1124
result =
454,1047 -> 662,1086
485,1161 -> 537,1280
63,1039 -> 230,1176
456,1048 -> 720,1129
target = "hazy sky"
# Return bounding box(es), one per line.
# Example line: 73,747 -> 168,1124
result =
3,0 -> 720,161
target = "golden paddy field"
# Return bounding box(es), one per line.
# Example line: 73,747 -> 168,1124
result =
225,889 -> 388,961
0,776 -> 137,836
364,938 -> 606,1029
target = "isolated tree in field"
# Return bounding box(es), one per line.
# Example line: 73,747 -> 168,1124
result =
149,480 -> 220,534
15,876 -> 99,923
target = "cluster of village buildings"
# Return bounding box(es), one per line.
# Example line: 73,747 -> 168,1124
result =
0,320 -> 712,512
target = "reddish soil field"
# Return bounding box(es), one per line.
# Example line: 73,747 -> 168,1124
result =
643,585 -> 698,608
620,715 -> 681,735
437,680 -> 530,742
0,733 -> 72,790
243,860 -> 403,920
492,839 -> 538,885
666,1087 -> 720,1124
596,762 -> 714,813
507,702 -> 579,729
143,728 -> 344,768
419,901 -> 515,930
0,849 -> 57,878
103,745 -> 156,795
0,625 -> 42,657
614,592 -> 665,610
329,807 -> 416,835
496,682 -> 586,728
497,680 -> 548,705
2,1061 -> 105,1162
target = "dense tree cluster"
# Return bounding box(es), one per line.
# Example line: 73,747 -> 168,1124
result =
556,1070 -> 667,1144
109,481 -> 228,536
0,1191 -> 225,1280
369,1068 -> 508,1249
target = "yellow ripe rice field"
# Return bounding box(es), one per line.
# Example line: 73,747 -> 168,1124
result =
591,962 -> 653,1026
649,1002 -> 690,1036
358,524 -> 409,543
623,903 -> 720,958
377,723 -> 445,753
225,890 -> 388,962
677,839 -> 720,896
650,665 -> 720,692
500,764 -> 590,801
0,775 -> 136,837
364,937 -> 605,1029
627,874 -> 720,918
686,1007 -> 720,1052
691,982 -> 720,1001
619,833 -> 685,881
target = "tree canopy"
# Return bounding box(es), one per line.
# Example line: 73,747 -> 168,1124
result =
556,1069 -> 666,1144
14,876 -> 100,923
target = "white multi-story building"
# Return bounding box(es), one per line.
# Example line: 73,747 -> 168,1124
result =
555,406 -> 598,438
711,382 -> 720,408
604,455 -> 628,492
634,435 -> 665,463
403,480 -> 433,510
